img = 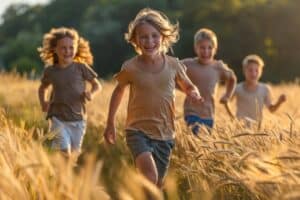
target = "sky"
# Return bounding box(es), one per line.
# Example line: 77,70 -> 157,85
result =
1,0 -> 49,19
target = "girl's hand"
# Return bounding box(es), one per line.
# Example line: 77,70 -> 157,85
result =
103,125 -> 116,145
278,94 -> 287,103
41,101 -> 49,112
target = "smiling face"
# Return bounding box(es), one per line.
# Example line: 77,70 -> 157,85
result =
54,37 -> 77,66
243,62 -> 262,83
194,39 -> 216,65
134,23 -> 163,57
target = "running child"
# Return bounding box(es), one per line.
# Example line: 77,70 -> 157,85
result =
224,54 -> 286,128
103,8 -> 202,188
38,27 -> 101,160
182,28 -> 236,135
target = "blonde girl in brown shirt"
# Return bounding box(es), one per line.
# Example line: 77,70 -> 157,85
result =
103,8 -> 202,188
38,27 -> 101,161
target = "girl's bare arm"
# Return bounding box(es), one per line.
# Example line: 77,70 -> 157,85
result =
85,78 -> 102,101
38,83 -> 50,112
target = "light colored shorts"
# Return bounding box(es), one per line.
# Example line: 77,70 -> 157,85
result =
50,117 -> 87,152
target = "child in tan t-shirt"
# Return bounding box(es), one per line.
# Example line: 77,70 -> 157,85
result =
182,28 -> 236,135
225,54 -> 286,127
103,8 -> 202,188
38,27 -> 101,161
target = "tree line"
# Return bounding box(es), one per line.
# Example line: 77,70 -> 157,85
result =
0,0 -> 299,82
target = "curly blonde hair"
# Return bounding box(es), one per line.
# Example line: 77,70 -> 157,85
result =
125,8 -> 179,54
38,27 -> 93,66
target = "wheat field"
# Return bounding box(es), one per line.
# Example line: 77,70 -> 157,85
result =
0,72 -> 299,200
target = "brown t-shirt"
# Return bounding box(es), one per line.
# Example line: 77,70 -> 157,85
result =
234,82 -> 272,122
41,62 -> 98,121
182,58 -> 234,118
115,55 -> 193,140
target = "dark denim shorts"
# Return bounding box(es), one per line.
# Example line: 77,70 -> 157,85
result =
184,115 -> 214,135
125,130 -> 175,180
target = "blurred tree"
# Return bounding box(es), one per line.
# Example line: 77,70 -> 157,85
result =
0,0 -> 299,82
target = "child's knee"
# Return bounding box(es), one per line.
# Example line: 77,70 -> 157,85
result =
145,169 -> 158,185
138,162 -> 158,184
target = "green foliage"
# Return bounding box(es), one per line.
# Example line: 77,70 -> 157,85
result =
0,0 -> 299,82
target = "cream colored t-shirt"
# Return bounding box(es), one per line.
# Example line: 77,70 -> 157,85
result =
183,58 -> 234,118
115,55 -> 194,140
234,82 -> 272,122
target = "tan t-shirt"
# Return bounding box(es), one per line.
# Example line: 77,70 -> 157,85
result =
183,58 -> 234,118
41,62 -> 98,121
115,55 -> 193,140
234,82 -> 272,122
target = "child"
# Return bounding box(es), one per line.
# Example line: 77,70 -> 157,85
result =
103,8 -> 202,188
224,54 -> 286,128
182,28 -> 236,135
38,27 -> 101,160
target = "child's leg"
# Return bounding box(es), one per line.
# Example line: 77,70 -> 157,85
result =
184,115 -> 201,135
126,130 -> 159,185
136,152 -> 159,185
150,140 -> 174,188
126,130 -> 174,188
69,120 -> 87,152
65,120 -> 87,163
50,117 -> 72,157
184,115 -> 214,135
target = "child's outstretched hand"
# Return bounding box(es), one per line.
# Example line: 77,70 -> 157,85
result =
220,94 -> 231,104
188,89 -> 204,103
103,125 -> 116,145
278,94 -> 287,104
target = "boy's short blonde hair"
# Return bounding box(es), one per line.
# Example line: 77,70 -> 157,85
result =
242,54 -> 264,70
242,54 -> 265,78
194,28 -> 218,49
125,8 -> 179,54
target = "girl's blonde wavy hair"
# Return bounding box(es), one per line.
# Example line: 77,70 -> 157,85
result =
125,8 -> 179,55
38,27 -> 93,66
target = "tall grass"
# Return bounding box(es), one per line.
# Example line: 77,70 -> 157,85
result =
0,72 -> 299,199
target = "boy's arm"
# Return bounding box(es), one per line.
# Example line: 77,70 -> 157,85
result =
220,72 -> 237,104
103,83 -> 127,144
84,78 -> 102,101
224,102 -> 235,119
175,58 -> 203,101
268,94 -> 286,113
176,75 -> 203,102
38,83 -> 50,112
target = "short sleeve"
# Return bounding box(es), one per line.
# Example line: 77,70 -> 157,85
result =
40,67 -> 51,86
264,84 -> 272,107
114,62 -> 131,86
217,61 -> 235,81
80,63 -> 98,81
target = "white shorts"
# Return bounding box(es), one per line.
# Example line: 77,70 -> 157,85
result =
50,117 -> 87,152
